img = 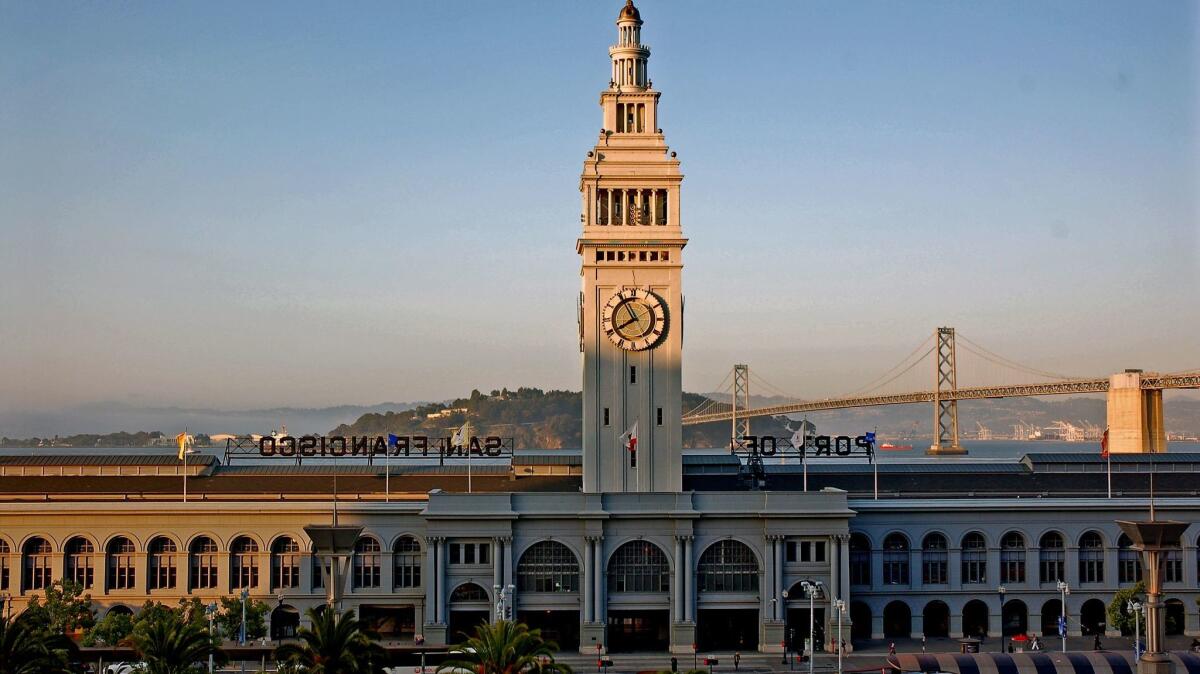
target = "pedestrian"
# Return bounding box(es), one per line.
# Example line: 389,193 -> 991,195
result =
1031,635 -> 1041,652
671,656 -> 678,673
734,652 -> 741,671
841,638 -> 847,654
1093,634 -> 1102,651
889,642 -> 896,655
921,635 -> 927,653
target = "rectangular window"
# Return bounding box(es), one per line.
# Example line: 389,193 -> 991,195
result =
603,408 -> 610,426
479,543 -> 490,565
661,251 -> 669,261
801,541 -> 812,562
785,541 -> 796,562
1163,550 -> 1182,583
464,544 -> 476,564
923,553 -> 948,585
630,366 -> 636,384
449,544 -> 461,565
656,408 -> 663,426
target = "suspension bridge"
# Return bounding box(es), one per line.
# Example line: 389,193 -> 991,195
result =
681,327 -> 1200,455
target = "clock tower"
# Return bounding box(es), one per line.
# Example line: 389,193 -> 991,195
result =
579,0 -> 684,493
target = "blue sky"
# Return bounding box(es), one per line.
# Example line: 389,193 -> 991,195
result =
1,1 -> 1196,412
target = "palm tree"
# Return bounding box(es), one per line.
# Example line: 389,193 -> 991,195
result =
274,607 -> 387,673
132,613 -> 222,674
439,620 -> 572,674
0,613 -> 73,674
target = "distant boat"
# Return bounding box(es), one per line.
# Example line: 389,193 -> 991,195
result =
879,443 -> 913,451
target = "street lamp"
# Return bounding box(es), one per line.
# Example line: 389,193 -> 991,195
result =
780,590 -> 789,665
205,602 -> 218,674
1127,600 -> 1143,659
800,581 -> 822,674
834,599 -> 846,674
997,585 -> 1006,653
1057,581 -> 1070,653
239,588 -> 249,646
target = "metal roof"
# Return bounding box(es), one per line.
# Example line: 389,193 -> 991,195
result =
0,454 -> 217,466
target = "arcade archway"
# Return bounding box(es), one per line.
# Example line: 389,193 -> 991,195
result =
1002,600 -> 1028,636
447,582 -> 491,642
883,601 -> 911,638
850,602 -> 871,641
271,605 -> 300,640
1080,599 -> 1106,636
923,601 -> 949,638
1041,599 -> 1062,637
962,600 -> 989,638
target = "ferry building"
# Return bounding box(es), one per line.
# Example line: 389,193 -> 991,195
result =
0,1 -> 1197,654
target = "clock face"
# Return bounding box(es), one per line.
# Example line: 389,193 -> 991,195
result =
602,287 -> 667,351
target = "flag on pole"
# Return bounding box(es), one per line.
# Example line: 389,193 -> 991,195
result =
620,422 -> 638,467
451,423 -> 469,449
1100,427 -> 1110,458
175,432 -> 194,460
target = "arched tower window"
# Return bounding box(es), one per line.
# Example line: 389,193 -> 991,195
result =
1000,532 -> 1026,583
149,537 -> 177,590
393,536 -> 422,589
518,541 -> 579,593
107,537 -> 137,590
961,533 -> 987,584
882,533 -> 910,585
23,537 -> 53,591
697,540 -> 758,592
608,541 -> 669,592
849,533 -> 871,586
1118,534 -> 1142,584
231,537 -> 259,590
0,540 -> 9,590
1039,532 -> 1064,583
921,533 -> 948,585
450,582 -> 489,602
1078,531 -> 1104,583
353,537 -> 381,589
190,536 -> 219,591
65,537 -> 95,589
271,537 -> 301,590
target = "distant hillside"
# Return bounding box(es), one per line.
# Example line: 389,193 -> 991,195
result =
331,390 -> 1200,449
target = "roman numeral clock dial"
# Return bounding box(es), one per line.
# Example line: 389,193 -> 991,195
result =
601,288 -> 668,351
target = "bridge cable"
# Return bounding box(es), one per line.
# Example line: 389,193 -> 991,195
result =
683,368 -> 734,417
956,334 -> 1079,381
839,333 -> 936,398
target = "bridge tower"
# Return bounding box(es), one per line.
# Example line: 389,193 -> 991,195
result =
732,364 -> 750,447
1107,370 -> 1167,453
928,327 -> 967,455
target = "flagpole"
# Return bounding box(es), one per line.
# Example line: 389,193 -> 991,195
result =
467,421 -> 473,494
385,442 -> 391,503
182,437 -> 187,504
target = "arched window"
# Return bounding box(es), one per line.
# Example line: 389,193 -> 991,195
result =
353,537 -> 381,589
517,541 -> 579,593
921,533 -> 948,585
230,537 -> 259,590
0,540 -> 9,590
107,537 -> 136,590
1117,534 -> 1142,584
65,537 -> 95,589
23,537 -> 53,591
849,533 -> 871,586
393,536 -> 422,589
1039,532 -> 1064,583
882,534 -> 910,585
1163,546 -> 1183,583
961,533 -> 987,584
149,537 -> 177,590
272,537 -> 301,590
450,582 -> 489,602
1078,531 -> 1104,583
190,536 -> 219,590
697,540 -> 758,593
1000,532 -> 1026,583
607,541 -> 669,592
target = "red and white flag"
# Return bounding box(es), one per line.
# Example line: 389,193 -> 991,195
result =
620,422 -> 638,467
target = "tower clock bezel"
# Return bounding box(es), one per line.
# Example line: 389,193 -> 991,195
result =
602,287 -> 668,351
